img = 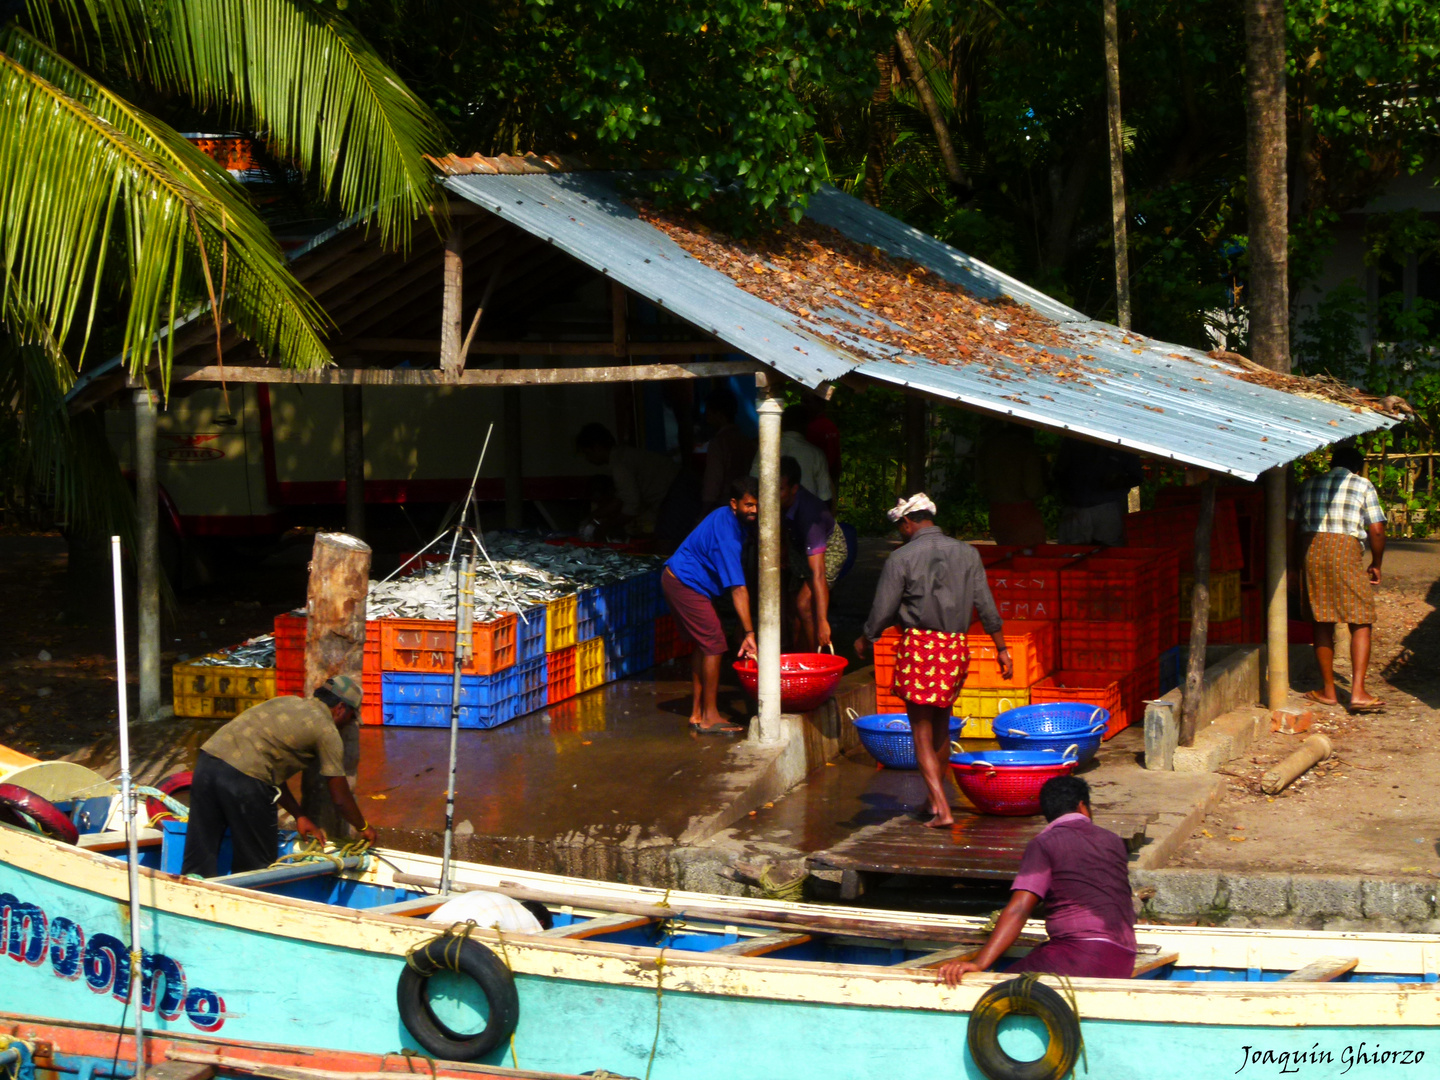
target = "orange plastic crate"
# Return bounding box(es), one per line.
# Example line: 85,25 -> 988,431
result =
872,627 -> 901,689
1060,556 -> 1160,622
965,620 -> 1057,689
875,687 -> 907,713
276,613 -> 384,724
1030,670 -> 1125,738
379,614 -> 517,676
547,645 -> 577,704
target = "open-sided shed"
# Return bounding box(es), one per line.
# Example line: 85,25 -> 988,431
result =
72,154 -> 1402,737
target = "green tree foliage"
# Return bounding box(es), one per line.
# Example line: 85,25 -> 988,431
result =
345,0 -> 901,224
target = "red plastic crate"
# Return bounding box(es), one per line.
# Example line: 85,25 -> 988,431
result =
1122,664 -> 1160,736
1180,616 -> 1244,645
987,557 -> 1066,620
654,614 -> 694,662
1060,619 -> 1159,672
1059,556 -> 1159,622
1029,670 -> 1124,738
965,620 -> 1058,690
1124,502 -> 1243,572
274,613 -> 383,724
990,544 -> 1103,560
547,645 -> 577,704
379,614 -> 517,676
1102,547 -> 1179,650
1157,485 -> 1266,585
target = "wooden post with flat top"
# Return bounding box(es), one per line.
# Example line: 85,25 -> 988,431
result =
300,532 -> 372,838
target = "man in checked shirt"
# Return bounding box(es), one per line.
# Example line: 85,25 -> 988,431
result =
1289,441 -> 1387,713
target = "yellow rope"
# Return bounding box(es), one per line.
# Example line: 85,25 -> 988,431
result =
757,867 -> 805,903
644,950 -> 667,1080
0,1036 -> 34,1080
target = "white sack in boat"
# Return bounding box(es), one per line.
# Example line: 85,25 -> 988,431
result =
426,892 -> 543,934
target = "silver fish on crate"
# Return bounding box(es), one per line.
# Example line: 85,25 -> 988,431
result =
192,634 -> 276,669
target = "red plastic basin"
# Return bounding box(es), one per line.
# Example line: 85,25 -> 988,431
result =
733,653 -> 849,713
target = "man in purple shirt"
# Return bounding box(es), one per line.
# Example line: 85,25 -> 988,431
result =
940,776 -> 1136,983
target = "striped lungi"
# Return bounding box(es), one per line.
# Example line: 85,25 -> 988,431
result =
891,629 -> 970,708
1301,532 -> 1375,624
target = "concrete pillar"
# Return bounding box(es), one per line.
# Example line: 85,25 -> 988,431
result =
755,377 -> 784,744
440,226 -> 464,376
504,358 -> 523,529
1265,465 -> 1289,708
342,385 -> 366,540
133,388 -> 161,722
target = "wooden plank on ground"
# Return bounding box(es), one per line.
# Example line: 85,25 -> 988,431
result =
710,932 -> 813,957
1280,956 -> 1359,982
891,943 -> 981,970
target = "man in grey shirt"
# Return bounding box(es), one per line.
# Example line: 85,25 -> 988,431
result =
855,494 -> 1012,827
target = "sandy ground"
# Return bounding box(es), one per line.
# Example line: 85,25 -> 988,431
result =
1171,539 -> 1440,879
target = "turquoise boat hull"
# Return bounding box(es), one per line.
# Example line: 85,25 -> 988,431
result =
3,823 -> 1440,1079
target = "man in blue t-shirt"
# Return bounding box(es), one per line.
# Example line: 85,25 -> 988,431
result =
663,477 -> 760,733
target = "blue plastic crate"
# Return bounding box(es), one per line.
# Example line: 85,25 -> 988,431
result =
516,605 -> 547,663
508,656 -> 548,718
628,569 -> 661,625
575,587 -> 601,642
1158,645 -> 1183,696
605,626 -> 656,680
382,670 -> 517,729
598,580 -> 630,635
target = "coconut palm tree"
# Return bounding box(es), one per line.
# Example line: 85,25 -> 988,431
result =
1,0 -> 447,532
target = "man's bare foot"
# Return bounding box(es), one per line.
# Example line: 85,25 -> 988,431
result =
923,815 -> 954,829
1303,689 -> 1339,707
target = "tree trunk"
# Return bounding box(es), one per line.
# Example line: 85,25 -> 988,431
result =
1040,143 -> 1096,273
1245,0 -> 1289,372
1103,0 -> 1131,330
300,532 -> 371,838
864,48 -> 897,207
1180,478 -> 1217,746
895,28 -> 971,195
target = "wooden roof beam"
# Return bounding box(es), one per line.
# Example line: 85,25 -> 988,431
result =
171,359 -> 763,386
349,338 -> 737,356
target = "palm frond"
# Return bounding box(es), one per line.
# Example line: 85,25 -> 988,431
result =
151,0 -> 447,247
0,29 -> 332,387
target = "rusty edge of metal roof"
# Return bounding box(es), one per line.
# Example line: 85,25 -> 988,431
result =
442,171 -> 1397,482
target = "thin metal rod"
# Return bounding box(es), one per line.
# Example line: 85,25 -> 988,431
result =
447,425 -> 494,566
440,544 -> 473,894
111,535 -> 146,1080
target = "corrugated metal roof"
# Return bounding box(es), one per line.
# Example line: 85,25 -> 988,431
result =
444,172 -> 1396,481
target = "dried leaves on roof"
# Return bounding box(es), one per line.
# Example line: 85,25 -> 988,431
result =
1205,351 -> 1412,418
636,204 -> 1088,378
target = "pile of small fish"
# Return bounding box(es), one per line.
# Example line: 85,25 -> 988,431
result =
191,634 -> 276,669
366,536 -> 659,622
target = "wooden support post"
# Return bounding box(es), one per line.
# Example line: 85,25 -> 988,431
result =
133,388 -> 161,721
755,375 -> 784,744
904,395 -> 927,494
1180,476 -> 1217,746
440,226 -> 464,376
342,385 -> 366,541
1265,466 -> 1289,709
611,281 -> 628,358
504,358 -> 524,530
300,532 -> 372,837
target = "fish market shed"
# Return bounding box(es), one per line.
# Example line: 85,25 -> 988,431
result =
70,154 -> 1402,734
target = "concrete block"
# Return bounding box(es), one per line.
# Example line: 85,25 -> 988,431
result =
1223,873 -> 1292,917
1361,879 -> 1435,922
1322,917 -> 1409,934
1144,700 -> 1177,771
1290,875 -> 1364,919
1137,869 -> 1221,915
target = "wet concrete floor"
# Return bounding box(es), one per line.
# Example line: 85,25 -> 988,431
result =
356,660 -> 757,845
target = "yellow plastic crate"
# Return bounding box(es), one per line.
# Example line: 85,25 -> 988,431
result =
1179,569 -> 1241,622
173,657 -> 276,719
546,594 -> 578,653
576,637 -> 605,693
952,687 -> 1031,739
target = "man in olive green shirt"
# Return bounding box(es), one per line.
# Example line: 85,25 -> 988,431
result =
181,675 -> 377,877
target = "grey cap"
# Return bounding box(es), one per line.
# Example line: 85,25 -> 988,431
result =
322,674 -> 363,710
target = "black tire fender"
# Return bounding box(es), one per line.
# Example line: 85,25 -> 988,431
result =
966,977 -> 1081,1080
0,784 -> 80,844
397,933 -> 519,1061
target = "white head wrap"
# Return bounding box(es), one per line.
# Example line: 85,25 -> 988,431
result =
887,493 -> 937,522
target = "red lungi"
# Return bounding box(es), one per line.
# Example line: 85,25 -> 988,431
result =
891,628 -> 970,708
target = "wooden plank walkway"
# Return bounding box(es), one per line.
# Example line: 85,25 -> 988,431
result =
806,811 -> 1151,882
